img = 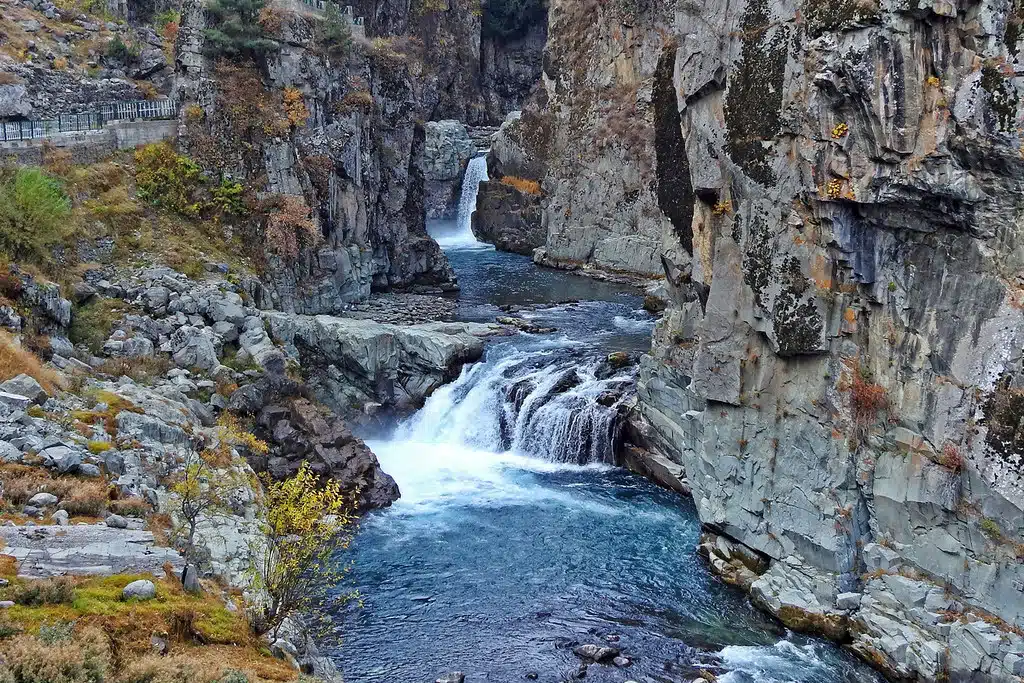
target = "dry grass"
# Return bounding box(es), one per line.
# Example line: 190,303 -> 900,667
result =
0,571 -> 298,683
58,480 -> 110,517
108,496 -> 150,518
500,175 -> 542,196
0,330 -> 62,394
0,465 -> 107,516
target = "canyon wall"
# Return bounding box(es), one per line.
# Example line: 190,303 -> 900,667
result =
525,0 -> 1024,679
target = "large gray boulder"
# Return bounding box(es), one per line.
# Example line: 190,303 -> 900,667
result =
0,374 -> 47,405
170,325 -> 220,372
122,579 -> 156,600
0,83 -> 31,118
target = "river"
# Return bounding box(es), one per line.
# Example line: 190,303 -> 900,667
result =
329,204 -> 884,682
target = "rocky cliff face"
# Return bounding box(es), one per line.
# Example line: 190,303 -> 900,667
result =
348,0 -> 546,124
531,0 -> 1024,680
173,0 -> 460,315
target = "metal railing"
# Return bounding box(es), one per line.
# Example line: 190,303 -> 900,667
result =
294,0 -> 363,24
1,98 -> 178,143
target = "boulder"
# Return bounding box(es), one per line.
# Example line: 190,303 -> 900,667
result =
0,83 -> 31,119
573,644 -> 620,662
255,398 -> 400,510
105,514 -> 128,529
181,565 -> 202,594
434,674 -> 465,683
0,374 -> 47,405
170,326 -> 220,372
122,579 -> 156,601
103,335 -> 155,359
27,492 -> 58,507
40,445 -> 82,473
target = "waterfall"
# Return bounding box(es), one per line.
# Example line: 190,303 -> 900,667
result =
395,341 -> 633,465
433,155 -> 489,249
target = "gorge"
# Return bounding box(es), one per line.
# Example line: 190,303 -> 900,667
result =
0,0 -> 1021,681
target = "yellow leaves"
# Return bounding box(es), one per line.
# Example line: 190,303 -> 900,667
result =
217,413 -> 268,455
282,87 -> 308,128
712,200 -> 732,216
831,122 -> 849,139
247,462 -> 356,636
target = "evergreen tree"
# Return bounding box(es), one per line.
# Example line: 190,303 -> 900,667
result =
321,1 -> 353,55
203,0 -> 278,61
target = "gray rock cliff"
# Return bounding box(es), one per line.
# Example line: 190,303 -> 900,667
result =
526,0 -> 1024,680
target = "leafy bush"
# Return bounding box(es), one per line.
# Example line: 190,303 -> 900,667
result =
246,462 -> 355,638
0,168 -> 71,265
210,179 -> 246,217
264,194 -> 320,261
282,87 -> 308,128
69,298 -> 131,355
105,36 -> 140,61
134,143 -> 206,218
203,0 -> 278,61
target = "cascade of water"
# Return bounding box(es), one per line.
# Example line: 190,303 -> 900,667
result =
396,341 -> 633,465
433,155 -> 490,249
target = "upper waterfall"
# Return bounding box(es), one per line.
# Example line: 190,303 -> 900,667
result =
431,155 -> 490,249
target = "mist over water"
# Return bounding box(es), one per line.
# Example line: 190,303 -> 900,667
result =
333,199 -> 883,681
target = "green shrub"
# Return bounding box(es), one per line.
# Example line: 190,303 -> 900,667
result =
69,298 -> 130,354
153,8 -> 181,30
13,578 -> 76,607
105,36 -> 140,61
321,2 -> 352,55
0,168 -> 72,265
203,0 -> 278,61
981,517 -> 1002,540
211,179 -> 246,217
134,143 -> 205,218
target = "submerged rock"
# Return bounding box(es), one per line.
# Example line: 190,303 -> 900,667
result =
573,644 -> 620,662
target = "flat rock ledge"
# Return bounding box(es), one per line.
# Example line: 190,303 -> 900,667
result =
0,524 -> 184,578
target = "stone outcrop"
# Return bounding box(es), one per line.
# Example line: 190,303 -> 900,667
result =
471,111 -> 547,255
528,0 -> 1024,680
423,120 -> 476,220
263,312 -> 505,414
471,178 -> 544,255
254,398 -> 399,510
173,0 -> 458,315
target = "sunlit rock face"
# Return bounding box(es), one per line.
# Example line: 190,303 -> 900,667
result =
518,0 -> 1024,679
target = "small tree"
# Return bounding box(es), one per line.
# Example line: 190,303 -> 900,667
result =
321,2 -> 352,55
204,0 -> 278,61
246,463 -> 356,639
169,446 -> 235,565
169,416 -> 268,565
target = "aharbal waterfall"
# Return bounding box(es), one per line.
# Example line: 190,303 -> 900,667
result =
336,161 -> 886,683
432,155 -> 490,249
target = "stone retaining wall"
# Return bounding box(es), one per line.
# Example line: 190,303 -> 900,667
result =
0,119 -> 176,165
